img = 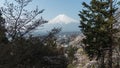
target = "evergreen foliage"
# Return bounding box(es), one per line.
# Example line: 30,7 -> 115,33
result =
79,0 -> 118,68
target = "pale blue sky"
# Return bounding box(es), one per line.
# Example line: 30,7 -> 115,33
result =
0,0 -> 120,20
29,0 -> 90,20
1,0 -> 119,20
0,0 -> 90,20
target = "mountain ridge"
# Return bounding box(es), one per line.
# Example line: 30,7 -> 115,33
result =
34,14 -> 80,35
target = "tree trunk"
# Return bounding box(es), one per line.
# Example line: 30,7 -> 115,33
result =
100,52 -> 105,68
108,47 -> 112,68
108,0 -> 113,68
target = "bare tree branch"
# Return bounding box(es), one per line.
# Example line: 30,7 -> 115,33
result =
1,0 -> 47,40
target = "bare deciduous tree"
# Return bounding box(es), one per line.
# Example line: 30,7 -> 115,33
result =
1,0 -> 47,40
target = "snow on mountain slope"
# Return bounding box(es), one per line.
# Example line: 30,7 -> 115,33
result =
34,14 -> 80,35
49,14 -> 79,24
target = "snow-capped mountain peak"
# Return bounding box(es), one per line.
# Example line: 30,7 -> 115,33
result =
49,14 -> 78,24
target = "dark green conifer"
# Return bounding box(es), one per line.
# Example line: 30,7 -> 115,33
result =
79,0 -> 118,68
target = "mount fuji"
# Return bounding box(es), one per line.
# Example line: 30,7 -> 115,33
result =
35,14 -> 80,34
49,14 -> 79,24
